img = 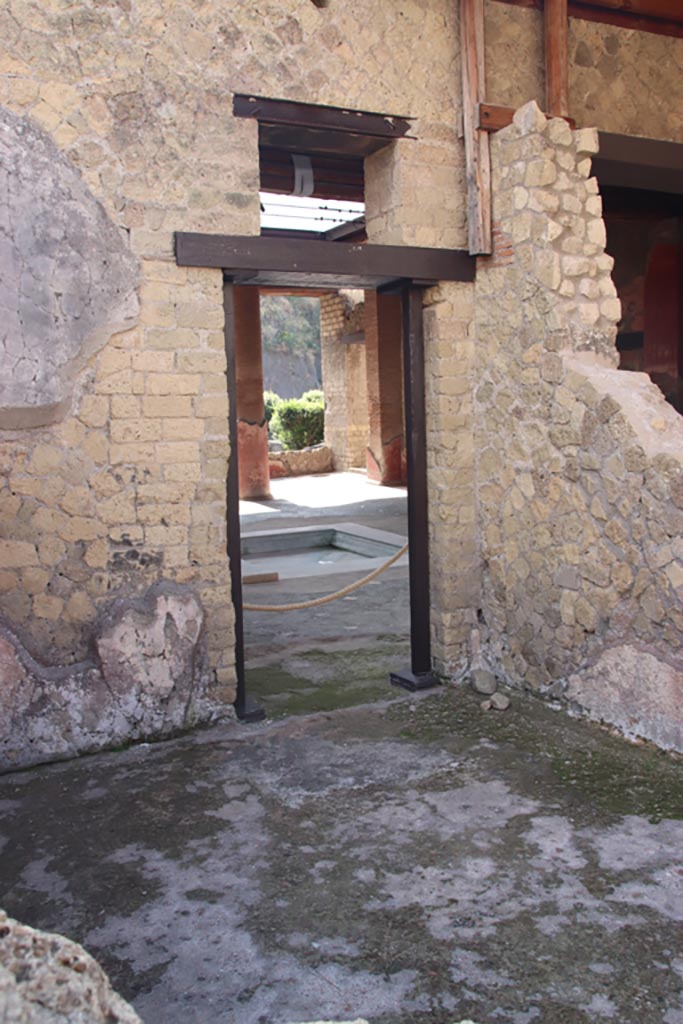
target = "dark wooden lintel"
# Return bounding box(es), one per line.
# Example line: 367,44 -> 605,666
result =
175,234 -> 475,286
594,132 -> 683,195
233,94 -> 412,142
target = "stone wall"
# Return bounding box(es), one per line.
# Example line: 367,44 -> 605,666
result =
474,101 -> 683,750
486,4 -> 683,143
0,0 -> 466,751
320,291 -> 369,471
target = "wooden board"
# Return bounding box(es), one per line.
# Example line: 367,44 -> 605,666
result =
460,0 -> 493,256
175,234 -> 475,286
545,0 -> 569,119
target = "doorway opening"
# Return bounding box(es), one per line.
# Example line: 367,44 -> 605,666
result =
176,97 -> 474,718
603,187 -> 683,415
236,277 -> 410,717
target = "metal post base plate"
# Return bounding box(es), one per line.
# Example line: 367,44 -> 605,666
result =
390,668 -> 441,692
234,695 -> 267,723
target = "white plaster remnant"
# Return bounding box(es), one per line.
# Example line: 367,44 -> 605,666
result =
0,107 -> 139,427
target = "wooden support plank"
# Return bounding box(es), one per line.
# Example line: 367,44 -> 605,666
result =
478,103 -> 517,132
390,286 -> 440,692
579,0 -> 682,19
594,132 -> 683,195
460,0 -> 492,256
478,103 -> 576,132
175,234 -> 475,283
233,94 -> 412,143
545,0 -> 569,119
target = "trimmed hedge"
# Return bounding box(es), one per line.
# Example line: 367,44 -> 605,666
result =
263,389 -> 281,425
271,392 -> 324,450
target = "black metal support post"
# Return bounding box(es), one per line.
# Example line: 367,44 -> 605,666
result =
390,285 -> 440,692
223,280 -> 265,722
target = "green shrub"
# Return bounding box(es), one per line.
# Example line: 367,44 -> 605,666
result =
263,389 -> 281,425
300,388 -> 323,405
271,392 -> 324,450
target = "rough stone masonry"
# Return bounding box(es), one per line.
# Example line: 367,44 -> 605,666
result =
474,102 -> 683,751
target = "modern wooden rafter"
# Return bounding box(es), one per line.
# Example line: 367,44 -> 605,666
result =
491,0 -> 683,39
545,0 -> 569,119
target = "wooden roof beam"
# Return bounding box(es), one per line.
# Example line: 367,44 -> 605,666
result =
491,0 -> 683,39
545,0 -> 569,119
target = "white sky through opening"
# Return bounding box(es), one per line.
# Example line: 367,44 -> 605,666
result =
260,192 -> 364,233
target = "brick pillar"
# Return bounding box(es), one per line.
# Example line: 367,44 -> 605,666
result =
234,286 -> 271,499
365,291 -> 406,485
320,291 -> 369,470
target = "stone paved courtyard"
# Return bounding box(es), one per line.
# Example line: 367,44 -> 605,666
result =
1,684 -> 682,1024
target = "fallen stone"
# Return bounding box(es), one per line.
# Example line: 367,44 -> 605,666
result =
471,668 -> 497,695
0,909 -> 142,1023
480,699 -> 493,711
490,691 -> 511,711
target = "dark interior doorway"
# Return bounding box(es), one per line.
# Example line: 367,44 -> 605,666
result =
595,133 -> 683,415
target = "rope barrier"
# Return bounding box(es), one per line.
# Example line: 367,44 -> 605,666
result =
243,542 -> 409,612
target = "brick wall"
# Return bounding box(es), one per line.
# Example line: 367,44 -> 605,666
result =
319,291 -> 368,471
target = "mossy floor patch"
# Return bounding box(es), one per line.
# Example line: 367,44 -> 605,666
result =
246,638 -> 408,718
388,685 -> 683,822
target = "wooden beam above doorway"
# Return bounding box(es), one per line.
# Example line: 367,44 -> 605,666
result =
233,94 -> 413,159
174,233 -> 475,289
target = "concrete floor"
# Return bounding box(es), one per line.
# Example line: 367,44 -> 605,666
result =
2,474 -> 682,1023
1,688 -> 682,1023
